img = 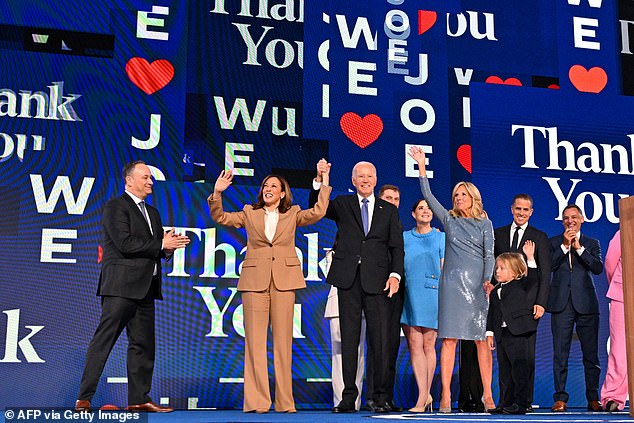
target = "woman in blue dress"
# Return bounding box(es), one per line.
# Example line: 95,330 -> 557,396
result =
408,146 -> 495,413
401,199 -> 445,412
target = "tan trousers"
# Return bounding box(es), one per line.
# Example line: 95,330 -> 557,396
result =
242,281 -> 296,412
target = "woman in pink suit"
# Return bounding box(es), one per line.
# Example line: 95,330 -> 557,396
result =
207,161 -> 331,413
600,230 -> 627,412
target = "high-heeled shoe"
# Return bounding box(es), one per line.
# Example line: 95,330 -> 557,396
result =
425,395 -> 433,412
438,397 -> 451,413
408,395 -> 433,413
481,396 -> 496,412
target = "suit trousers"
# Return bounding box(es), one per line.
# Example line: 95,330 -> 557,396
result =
551,298 -> 600,403
497,328 -> 531,409
458,340 -> 483,411
600,301 -> 627,410
328,315 -> 365,409
78,292 -> 155,405
526,330 -> 537,404
366,288 -> 403,403
241,280 -> 296,412
338,270 -> 391,405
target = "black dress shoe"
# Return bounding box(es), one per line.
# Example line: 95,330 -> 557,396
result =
487,406 -> 504,414
332,401 -> 356,413
459,401 -> 477,412
526,404 -> 533,413
365,400 -> 389,413
385,400 -> 403,412
502,404 -> 526,415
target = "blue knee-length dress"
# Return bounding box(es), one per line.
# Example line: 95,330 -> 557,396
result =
401,228 -> 445,329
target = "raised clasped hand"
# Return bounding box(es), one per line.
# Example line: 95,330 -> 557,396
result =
317,158 -> 330,175
316,158 -> 331,185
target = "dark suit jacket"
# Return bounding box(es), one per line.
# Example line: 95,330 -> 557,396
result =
547,233 -> 603,314
487,268 -> 539,342
310,190 -> 404,294
494,224 -> 551,307
97,193 -> 166,300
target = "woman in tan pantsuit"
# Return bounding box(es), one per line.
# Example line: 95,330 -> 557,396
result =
207,160 -> 331,413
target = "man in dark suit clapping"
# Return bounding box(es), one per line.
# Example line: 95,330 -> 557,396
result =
75,161 -> 189,413
548,204 -> 603,412
310,161 -> 404,413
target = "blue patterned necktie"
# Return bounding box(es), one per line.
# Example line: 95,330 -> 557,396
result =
361,198 -> 369,235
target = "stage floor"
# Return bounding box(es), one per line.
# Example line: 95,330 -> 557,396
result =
149,409 -> 634,423
2,408 -> 631,423
72,408 -> 634,422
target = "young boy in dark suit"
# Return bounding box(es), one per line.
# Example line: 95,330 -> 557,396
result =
486,242 -> 538,415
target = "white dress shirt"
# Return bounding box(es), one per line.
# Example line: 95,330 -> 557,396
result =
510,222 -> 528,249
125,190 -> 160,275
264,208 -> 279,242
312,179 -> 400,282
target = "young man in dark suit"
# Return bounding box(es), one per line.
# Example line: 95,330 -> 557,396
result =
548,204 -> 603,412
75,161 -> 189,412
310,161 -> 404,413
492,194 -> 551,411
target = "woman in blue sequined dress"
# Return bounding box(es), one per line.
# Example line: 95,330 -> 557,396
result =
408,146 -> 495,413
401,199 -> 445,412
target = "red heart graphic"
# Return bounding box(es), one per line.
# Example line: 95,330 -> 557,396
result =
340,113 -> 383,148
485,76 -> 522,86
569,65 -> 607,93
457,144 -> 472,173
126,58 -> 174,95
418,10 -> 437,35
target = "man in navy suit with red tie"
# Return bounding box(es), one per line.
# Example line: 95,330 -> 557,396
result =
310,161 -> 404,413
75,161 -> 189,413
547,204 -> 603,412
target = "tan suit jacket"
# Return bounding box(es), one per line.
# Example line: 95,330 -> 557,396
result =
208,185 -> 331,291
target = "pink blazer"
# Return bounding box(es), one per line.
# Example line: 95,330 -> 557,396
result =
208,185 -> 331,292
605,230 -> 622,303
